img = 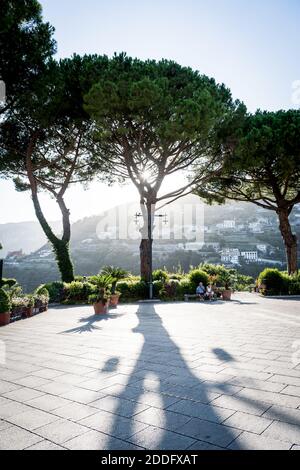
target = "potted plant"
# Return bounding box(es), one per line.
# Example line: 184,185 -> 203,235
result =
101,266 -> 128,307
0,288 -> 11,326
34,286 -> 50,313
89,289 -> 109,315
218,272 -> 233,301
25,295 -> 34,318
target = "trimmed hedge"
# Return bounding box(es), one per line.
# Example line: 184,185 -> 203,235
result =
258,268 -> 300,296
0,288 -> 11,313
188,269 -> 209,289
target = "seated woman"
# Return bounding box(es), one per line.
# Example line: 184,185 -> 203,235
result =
206,284 -> 215,301
196,282 -> 206,300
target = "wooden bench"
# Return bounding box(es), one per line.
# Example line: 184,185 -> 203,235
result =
184,294 -> 205,302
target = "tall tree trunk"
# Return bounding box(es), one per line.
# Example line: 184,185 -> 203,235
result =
139,201 -> 154,295
25,137 -> 74,283
140,238 -> 152,282
31,192 -> 75,283
278,209 -> 298,275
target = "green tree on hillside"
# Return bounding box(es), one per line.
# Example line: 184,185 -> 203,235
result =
195,110 -> 300,274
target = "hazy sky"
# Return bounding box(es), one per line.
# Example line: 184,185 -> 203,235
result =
1,0 -> 299,224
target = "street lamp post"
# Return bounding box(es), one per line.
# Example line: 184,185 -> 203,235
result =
135,209 -> 168,300
0,259 -> 3,286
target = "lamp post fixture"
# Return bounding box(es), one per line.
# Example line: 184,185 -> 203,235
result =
135,210 -> 168,300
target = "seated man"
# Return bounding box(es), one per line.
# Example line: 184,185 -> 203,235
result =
196,282 -> 206,300
206,284 -> 214,301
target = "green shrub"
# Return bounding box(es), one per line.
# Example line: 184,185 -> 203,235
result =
289,278 -> 300,295
152,269 -> 169,283
63,281 -> 98,304
116,280 -> 148,301
0,288 -> 11,313
188,269 -> 209,289
153,280 -> 164,297
177,279 -> 195,296
34,286 -> 50,302
0,278 -> 17,288
161,280 -> 180,299
44,282 -> 65,302
258,269 -> 289,295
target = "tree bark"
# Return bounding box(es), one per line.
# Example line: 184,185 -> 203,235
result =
25,136 -> 74,283
278,209 -> 298,275
140,238 -> 152,282
31,192 -> 75,283
139,201 -> 154,290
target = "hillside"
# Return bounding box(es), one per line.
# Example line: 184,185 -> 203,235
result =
2,197 -> 300,292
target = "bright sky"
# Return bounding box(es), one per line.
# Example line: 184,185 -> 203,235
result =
1,0 -> 299,224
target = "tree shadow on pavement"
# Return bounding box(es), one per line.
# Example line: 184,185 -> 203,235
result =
103,303 -> 242,450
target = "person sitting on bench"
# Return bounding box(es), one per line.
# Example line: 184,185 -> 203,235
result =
206,284 -> 214,301
196,282 -> 206,300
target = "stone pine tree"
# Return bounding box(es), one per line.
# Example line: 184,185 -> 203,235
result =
85,54 -> 241,288
0,56 -> 108,282
0,0 -> 56,115
195,110 -> 300,274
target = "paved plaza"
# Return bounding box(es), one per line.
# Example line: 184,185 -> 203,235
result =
0,293 -> 300,450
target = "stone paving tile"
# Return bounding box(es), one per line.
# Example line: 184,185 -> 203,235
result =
90,395 -> 150,418
52,373 -> 89,386
222,411 -> 273,434
13,375 -> 51,388
2,387 -> 45,403
31,369 -> 66,379
226,377 -> 286,393
263,405 -> 300,426
60,388 -> 106,404
34,418 -> 90,444
65,429 -> 142,450
7,408 -> 60,431
79,409 -> 148,439
268,375 -> 300,387
209,394 -> 271,416
166,399 -> 235,423
262,421 -> 300,444
25,440 -> 66,450
0,419 -> 13,431
236,388 -> 300,409
281,385 -> 300,397
133,407 -> 191,431
53,402 -> 100,421
0,399 -> 33,419
187,440 -> 224,450
0,425 -> 43,450
176,417 -> 241,447
129,425 -> 196,450
36,381 -> 74,396
26,394 -> 73,412
228,431 -> 291,450
0,380 -> 21,394
132,390 -> 181,409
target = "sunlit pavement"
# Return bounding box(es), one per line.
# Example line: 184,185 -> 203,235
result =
0,293 -> 300,450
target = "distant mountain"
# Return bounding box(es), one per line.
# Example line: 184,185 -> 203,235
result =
0,221 -> 61,257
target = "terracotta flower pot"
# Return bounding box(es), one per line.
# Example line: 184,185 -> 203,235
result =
26,307 -> 34,318
94,302 -> 108,315
110,294 -> 120,308
0,312 -> 11,326
222,289 -> 232,301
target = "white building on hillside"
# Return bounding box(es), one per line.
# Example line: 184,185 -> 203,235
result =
241,251 -> 258,261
